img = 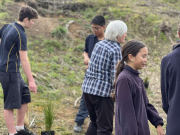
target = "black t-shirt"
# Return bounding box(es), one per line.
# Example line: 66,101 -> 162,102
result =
0,22 -> 27,72
84,34 -> 98,58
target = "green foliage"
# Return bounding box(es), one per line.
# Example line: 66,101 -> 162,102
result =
51,26 -> 67,39
0,12 -> 8,19
144,77 -> 149,84
42,39 -> 62,53
145,14 -> 159,24
73,43 -> 84,52
61,131 -> 72,135
63,52 -> 80,64
41,90 -> 66,100
109,8 -> 125,19
1,0 -> 5,5
80,7 -> 96,20
43,102 -> 56,131
160,32 -> 168,41
163,0 -> 178,3
33,40 -> 39,44
104,14 -> 109,19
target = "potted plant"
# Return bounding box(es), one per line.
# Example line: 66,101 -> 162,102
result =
41,102 -> 55,135
143,76 -> 149,89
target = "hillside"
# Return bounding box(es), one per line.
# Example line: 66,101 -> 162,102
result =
0,0 -> 180,134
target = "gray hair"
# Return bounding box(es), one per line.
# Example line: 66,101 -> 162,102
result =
105,20 -> 127,42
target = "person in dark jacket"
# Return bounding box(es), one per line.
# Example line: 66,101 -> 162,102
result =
172,27 -> 180,50
114,40 -> 164,135
161,27 -> 180,135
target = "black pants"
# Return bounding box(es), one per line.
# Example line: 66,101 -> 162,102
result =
83,93 -> 114,135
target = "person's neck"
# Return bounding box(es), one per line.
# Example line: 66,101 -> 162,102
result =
127,63 -> 138,71
97,33 -> 105,41
17,21 -> 25,28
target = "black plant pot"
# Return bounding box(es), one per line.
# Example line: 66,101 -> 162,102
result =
41,131 -> 55,135
144,82 -> 149,89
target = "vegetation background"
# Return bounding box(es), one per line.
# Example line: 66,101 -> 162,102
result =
0,0 -> 180,134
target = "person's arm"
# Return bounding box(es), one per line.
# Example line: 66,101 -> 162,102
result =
161,58 -> 169,114
83,52 -> 90,65
157,125 -> 165,135
83,36 -> 90,65
19,51 -> 37,94
116,78 -> 138,135
142,81 -> 164,128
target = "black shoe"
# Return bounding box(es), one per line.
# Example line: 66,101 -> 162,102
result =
16,127 -> 36,135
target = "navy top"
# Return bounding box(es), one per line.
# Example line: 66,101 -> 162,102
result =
115,65 -> 163,135
172,40 -> 180,50
161,42 -> 180,135
0,22 -> 27,73
84,34 -> 98,58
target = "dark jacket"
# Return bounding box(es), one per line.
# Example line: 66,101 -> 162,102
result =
115,65 -> 163,135
161,41 -> 180,135
172,40 -> 180,50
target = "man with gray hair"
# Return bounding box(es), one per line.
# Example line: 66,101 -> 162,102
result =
82,20 -> 127,135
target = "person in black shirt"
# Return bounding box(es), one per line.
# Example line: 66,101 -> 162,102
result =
161,26 -> 180,135
74,15 -> 106,132
0,6 -> 38,135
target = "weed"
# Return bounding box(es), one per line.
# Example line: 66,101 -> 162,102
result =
51,26 -> 67,39
0,12 -> 8,20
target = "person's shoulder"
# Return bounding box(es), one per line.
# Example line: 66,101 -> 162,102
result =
116,70 -> 131,83
86,34 -> 95,40
107,41 -> 121,53
0,24 -> 8,29
161,51 -> 173,64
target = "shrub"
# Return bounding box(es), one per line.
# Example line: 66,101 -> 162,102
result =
42,40 -> 62,49
51,26 -> 67,39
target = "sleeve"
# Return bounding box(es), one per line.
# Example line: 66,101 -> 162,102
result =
111,49 -> 122,83
16,33 -> 27,51
84,36 -> 89,53
0,24 -> 8,38
0,27 -> 3,39
161,58 -> 169,114
142,83 -> 164,127
115,78 -> 138,135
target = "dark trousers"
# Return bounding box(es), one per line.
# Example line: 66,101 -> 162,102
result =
83,93 -> 114,135
75,93 -> 89,125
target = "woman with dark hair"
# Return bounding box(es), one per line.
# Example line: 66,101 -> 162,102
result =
114,40 -> 164,135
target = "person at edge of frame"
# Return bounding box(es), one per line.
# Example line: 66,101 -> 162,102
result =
0,5 -> 38,135
161,25 -> 180,135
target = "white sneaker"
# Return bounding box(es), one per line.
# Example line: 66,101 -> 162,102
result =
74,123 -> 82,132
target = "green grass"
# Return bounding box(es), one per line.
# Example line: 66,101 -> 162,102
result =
43,102 -> 56,131
1,0 -> 178,134
51,26 -> 67,39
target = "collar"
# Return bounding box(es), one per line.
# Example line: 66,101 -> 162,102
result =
124,65 -> 140,76
14,22 -> 25,32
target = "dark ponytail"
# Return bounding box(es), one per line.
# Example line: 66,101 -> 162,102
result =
111,39 -> 146,101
